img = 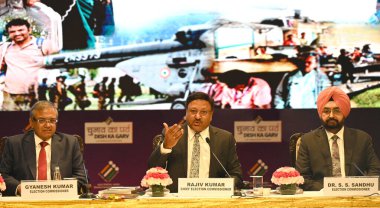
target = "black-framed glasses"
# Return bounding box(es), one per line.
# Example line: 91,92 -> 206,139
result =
33,118 -> 58,124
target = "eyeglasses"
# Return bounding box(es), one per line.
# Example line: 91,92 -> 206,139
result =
33,118 -> 58,124
322,108 -> 342,115
188,109 -> 209,116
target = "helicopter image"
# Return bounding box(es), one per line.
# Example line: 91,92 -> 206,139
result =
44,17 -> 380,109
44,18 -> 299,109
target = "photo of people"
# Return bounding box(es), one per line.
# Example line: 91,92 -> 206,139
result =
1,0 -> 380,110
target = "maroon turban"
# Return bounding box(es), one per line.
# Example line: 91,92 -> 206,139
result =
317,86 -> 351,118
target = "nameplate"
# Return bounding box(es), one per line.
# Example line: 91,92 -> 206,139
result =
21,180 -> 78,199
323,176 -> 379,196
178,178 -> 234,197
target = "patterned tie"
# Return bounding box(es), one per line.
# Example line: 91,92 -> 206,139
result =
189,133 -> 201,178
38,142 -> 48,180
331,135 -> 341,177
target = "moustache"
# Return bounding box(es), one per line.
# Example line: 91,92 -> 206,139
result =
327,118 -> 338,123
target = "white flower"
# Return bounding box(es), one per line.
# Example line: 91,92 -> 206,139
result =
271,166 -> 305,185
140,167 -> 173,188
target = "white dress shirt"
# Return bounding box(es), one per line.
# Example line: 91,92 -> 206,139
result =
325,127 -> 346,177
186,126 -> 210,178
160,126 -> 211,178
35,135 -> 52,180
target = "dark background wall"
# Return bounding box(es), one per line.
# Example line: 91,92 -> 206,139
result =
0,109 -> 379,191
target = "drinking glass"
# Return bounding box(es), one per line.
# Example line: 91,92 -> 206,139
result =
251,176 -> 263,196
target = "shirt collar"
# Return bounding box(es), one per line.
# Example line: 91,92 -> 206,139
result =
10,36 -> 36,48
325,126 -> 345,140
296,68 -> 317,77
187,126 -> 210,142
34,134 -> 52,147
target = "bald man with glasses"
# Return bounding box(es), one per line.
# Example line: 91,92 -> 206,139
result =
0,101 -> 86,196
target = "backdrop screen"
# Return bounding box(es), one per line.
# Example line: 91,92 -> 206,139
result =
1,0 -> 380,110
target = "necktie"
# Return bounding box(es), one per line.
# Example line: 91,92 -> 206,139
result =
331,135 -> 341,177
189,133 -> 200,178
38,142 -> 48,180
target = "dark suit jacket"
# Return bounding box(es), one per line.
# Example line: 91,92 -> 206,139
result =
0,131 -> 87,196
148,125 -> 243,193
296,126 -> 380,191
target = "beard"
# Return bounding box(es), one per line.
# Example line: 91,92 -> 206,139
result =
321,117 -> 344,132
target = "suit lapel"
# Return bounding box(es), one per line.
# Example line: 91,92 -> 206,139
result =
208,126 -> 217,177
177,127 -> 188,177
24,133 -> 37,180
50,134 -> 62,178
343,128 -> 354,175
316,127 -> 333,176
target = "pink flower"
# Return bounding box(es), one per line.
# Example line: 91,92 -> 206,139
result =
271,167 -> 304,185
141,167 -> 173,188
0,174 -> 6,191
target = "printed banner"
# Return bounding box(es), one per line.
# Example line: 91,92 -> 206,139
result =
234,120 -> 281,142
85,122 -> 133,144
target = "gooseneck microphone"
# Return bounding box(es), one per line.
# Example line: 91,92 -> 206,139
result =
205,137 -> 242,196
79,161 -> 97,199
205,137 -> 231,178
352,163 -> 366,176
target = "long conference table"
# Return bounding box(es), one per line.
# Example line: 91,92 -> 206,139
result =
1,191 -> 380,208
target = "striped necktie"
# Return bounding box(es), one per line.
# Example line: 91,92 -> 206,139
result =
189,133 -> 201,178
331,135 -> 341,177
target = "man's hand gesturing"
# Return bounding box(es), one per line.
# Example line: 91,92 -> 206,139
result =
162,119 -> 185,149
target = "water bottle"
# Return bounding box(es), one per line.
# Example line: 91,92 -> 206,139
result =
53,166 -> 62,180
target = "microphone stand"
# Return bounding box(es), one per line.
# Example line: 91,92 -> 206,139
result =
352,163 -> 366,176
79,161 -> 97,199
205,137 -> 242,196
79,184 -> 97,199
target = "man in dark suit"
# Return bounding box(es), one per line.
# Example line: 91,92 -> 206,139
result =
0,101 -> 86,196
296,86 -> 380,191
149,92 -> 243,193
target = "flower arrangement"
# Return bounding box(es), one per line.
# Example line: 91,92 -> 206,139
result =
0,174 -> 6,191
140,167 -> 173,188
271,167 -> 304,186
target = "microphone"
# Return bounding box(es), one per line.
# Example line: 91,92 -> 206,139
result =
205,137 -> 242,196
79,161 -> 97,199
352,163 -> 366,176
205,137 -> 232,178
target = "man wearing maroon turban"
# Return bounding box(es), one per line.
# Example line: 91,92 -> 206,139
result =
296,86 -> 380,191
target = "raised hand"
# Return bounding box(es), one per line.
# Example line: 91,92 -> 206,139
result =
162,119 -> 185,149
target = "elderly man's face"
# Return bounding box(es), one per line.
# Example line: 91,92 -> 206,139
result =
320,101 -> 345,132
30,107 -> 58,141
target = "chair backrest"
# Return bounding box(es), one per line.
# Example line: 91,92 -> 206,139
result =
72,134 -> 94,194
73,134 -> 84,155
0,137 -> 7,163
289,133 -> 303,167
152,134 -> 164,150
